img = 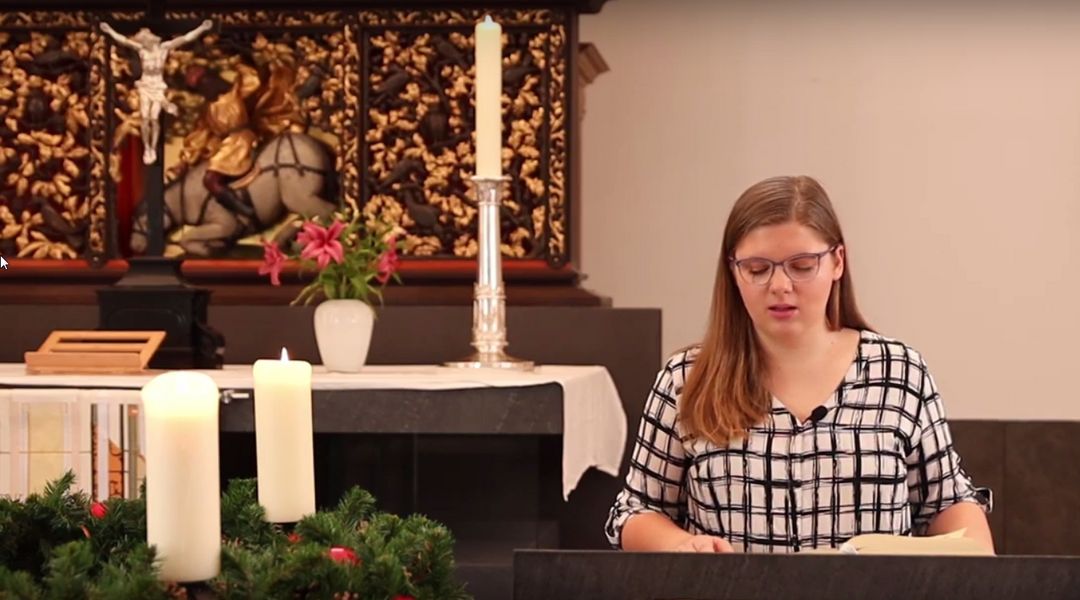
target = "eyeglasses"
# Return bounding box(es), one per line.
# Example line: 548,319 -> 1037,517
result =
730,245 -> 838,286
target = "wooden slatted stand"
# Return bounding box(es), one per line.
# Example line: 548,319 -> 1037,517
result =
24,330 -> 166,374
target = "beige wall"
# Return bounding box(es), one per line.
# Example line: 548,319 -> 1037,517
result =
579,0 -> 1080,420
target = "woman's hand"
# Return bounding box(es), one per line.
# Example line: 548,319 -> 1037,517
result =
669,534 -> 735,553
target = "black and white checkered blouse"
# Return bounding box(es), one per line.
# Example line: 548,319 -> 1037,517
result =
605,330 -> 988,553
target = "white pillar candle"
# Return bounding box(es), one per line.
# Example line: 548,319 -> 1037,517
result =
253,348 -> 315,523
141,371 -> 220,583
475,14 -> 503,178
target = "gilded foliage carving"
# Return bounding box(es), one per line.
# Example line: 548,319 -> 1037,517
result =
0,23 -> 106,260
0,8 -> 571,267
166,11 -> 344,28
358,9 -> 568,264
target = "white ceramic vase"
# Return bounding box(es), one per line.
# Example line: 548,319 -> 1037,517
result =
313,299 -> 375,373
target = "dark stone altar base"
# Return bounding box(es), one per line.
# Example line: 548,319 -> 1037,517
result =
4,305 -> 1080,598
1,304 -> 660,600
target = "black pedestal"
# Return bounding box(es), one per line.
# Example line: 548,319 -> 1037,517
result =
513,552 -> 1080,600
97,257 -> 224,369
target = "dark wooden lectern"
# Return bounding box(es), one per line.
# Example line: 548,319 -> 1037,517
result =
514,550 -> 1080,600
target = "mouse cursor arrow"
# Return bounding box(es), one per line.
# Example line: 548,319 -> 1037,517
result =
0,257 -> 8,269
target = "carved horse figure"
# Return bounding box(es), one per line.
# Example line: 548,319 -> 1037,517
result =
130,132 -> 338,256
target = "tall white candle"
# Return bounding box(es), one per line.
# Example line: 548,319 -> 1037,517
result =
475,14 -> 502,178
253,348 -> 315,523
142,371 -> 220,583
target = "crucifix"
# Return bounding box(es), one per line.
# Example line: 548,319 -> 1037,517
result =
96,15 -> 224,370
99,17 -> 212,256
99,19 -> 212,165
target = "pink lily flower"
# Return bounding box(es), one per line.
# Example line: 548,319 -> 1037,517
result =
297,221 -> 346,270
258,241 -> 286,286
376,236 -> 399,284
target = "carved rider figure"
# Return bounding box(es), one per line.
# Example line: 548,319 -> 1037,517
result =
99,19 -> 214,164
180,54 -> 303,222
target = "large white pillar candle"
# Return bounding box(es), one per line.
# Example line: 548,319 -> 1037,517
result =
141,371 -> 221,582
253,348 -> 315,523
475,14 -> 503,178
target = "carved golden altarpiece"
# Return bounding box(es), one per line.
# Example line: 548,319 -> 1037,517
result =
0,0 -> 608,304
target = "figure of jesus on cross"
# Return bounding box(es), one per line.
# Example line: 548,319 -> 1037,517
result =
100,19 -> 214,164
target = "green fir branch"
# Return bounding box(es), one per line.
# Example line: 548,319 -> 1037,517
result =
0,565 -> 43,600
1,473 -> 468,599
220,480 -> 276,548
41,541 -> 94,600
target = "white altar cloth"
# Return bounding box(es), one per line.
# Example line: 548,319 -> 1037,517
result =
0,364 -> 627,499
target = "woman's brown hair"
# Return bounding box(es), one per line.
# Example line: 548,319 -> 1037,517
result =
680,176 -> 872,446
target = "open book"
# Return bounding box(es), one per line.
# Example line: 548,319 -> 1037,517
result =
807,529 -> 993,556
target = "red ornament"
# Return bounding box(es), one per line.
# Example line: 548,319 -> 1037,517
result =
327,546 -> 359,565
90,502 -> 107,519
393,596 -> 415,600
287,532 -> 302,544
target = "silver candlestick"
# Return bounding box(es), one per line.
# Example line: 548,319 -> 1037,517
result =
445,176 -> 535,371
